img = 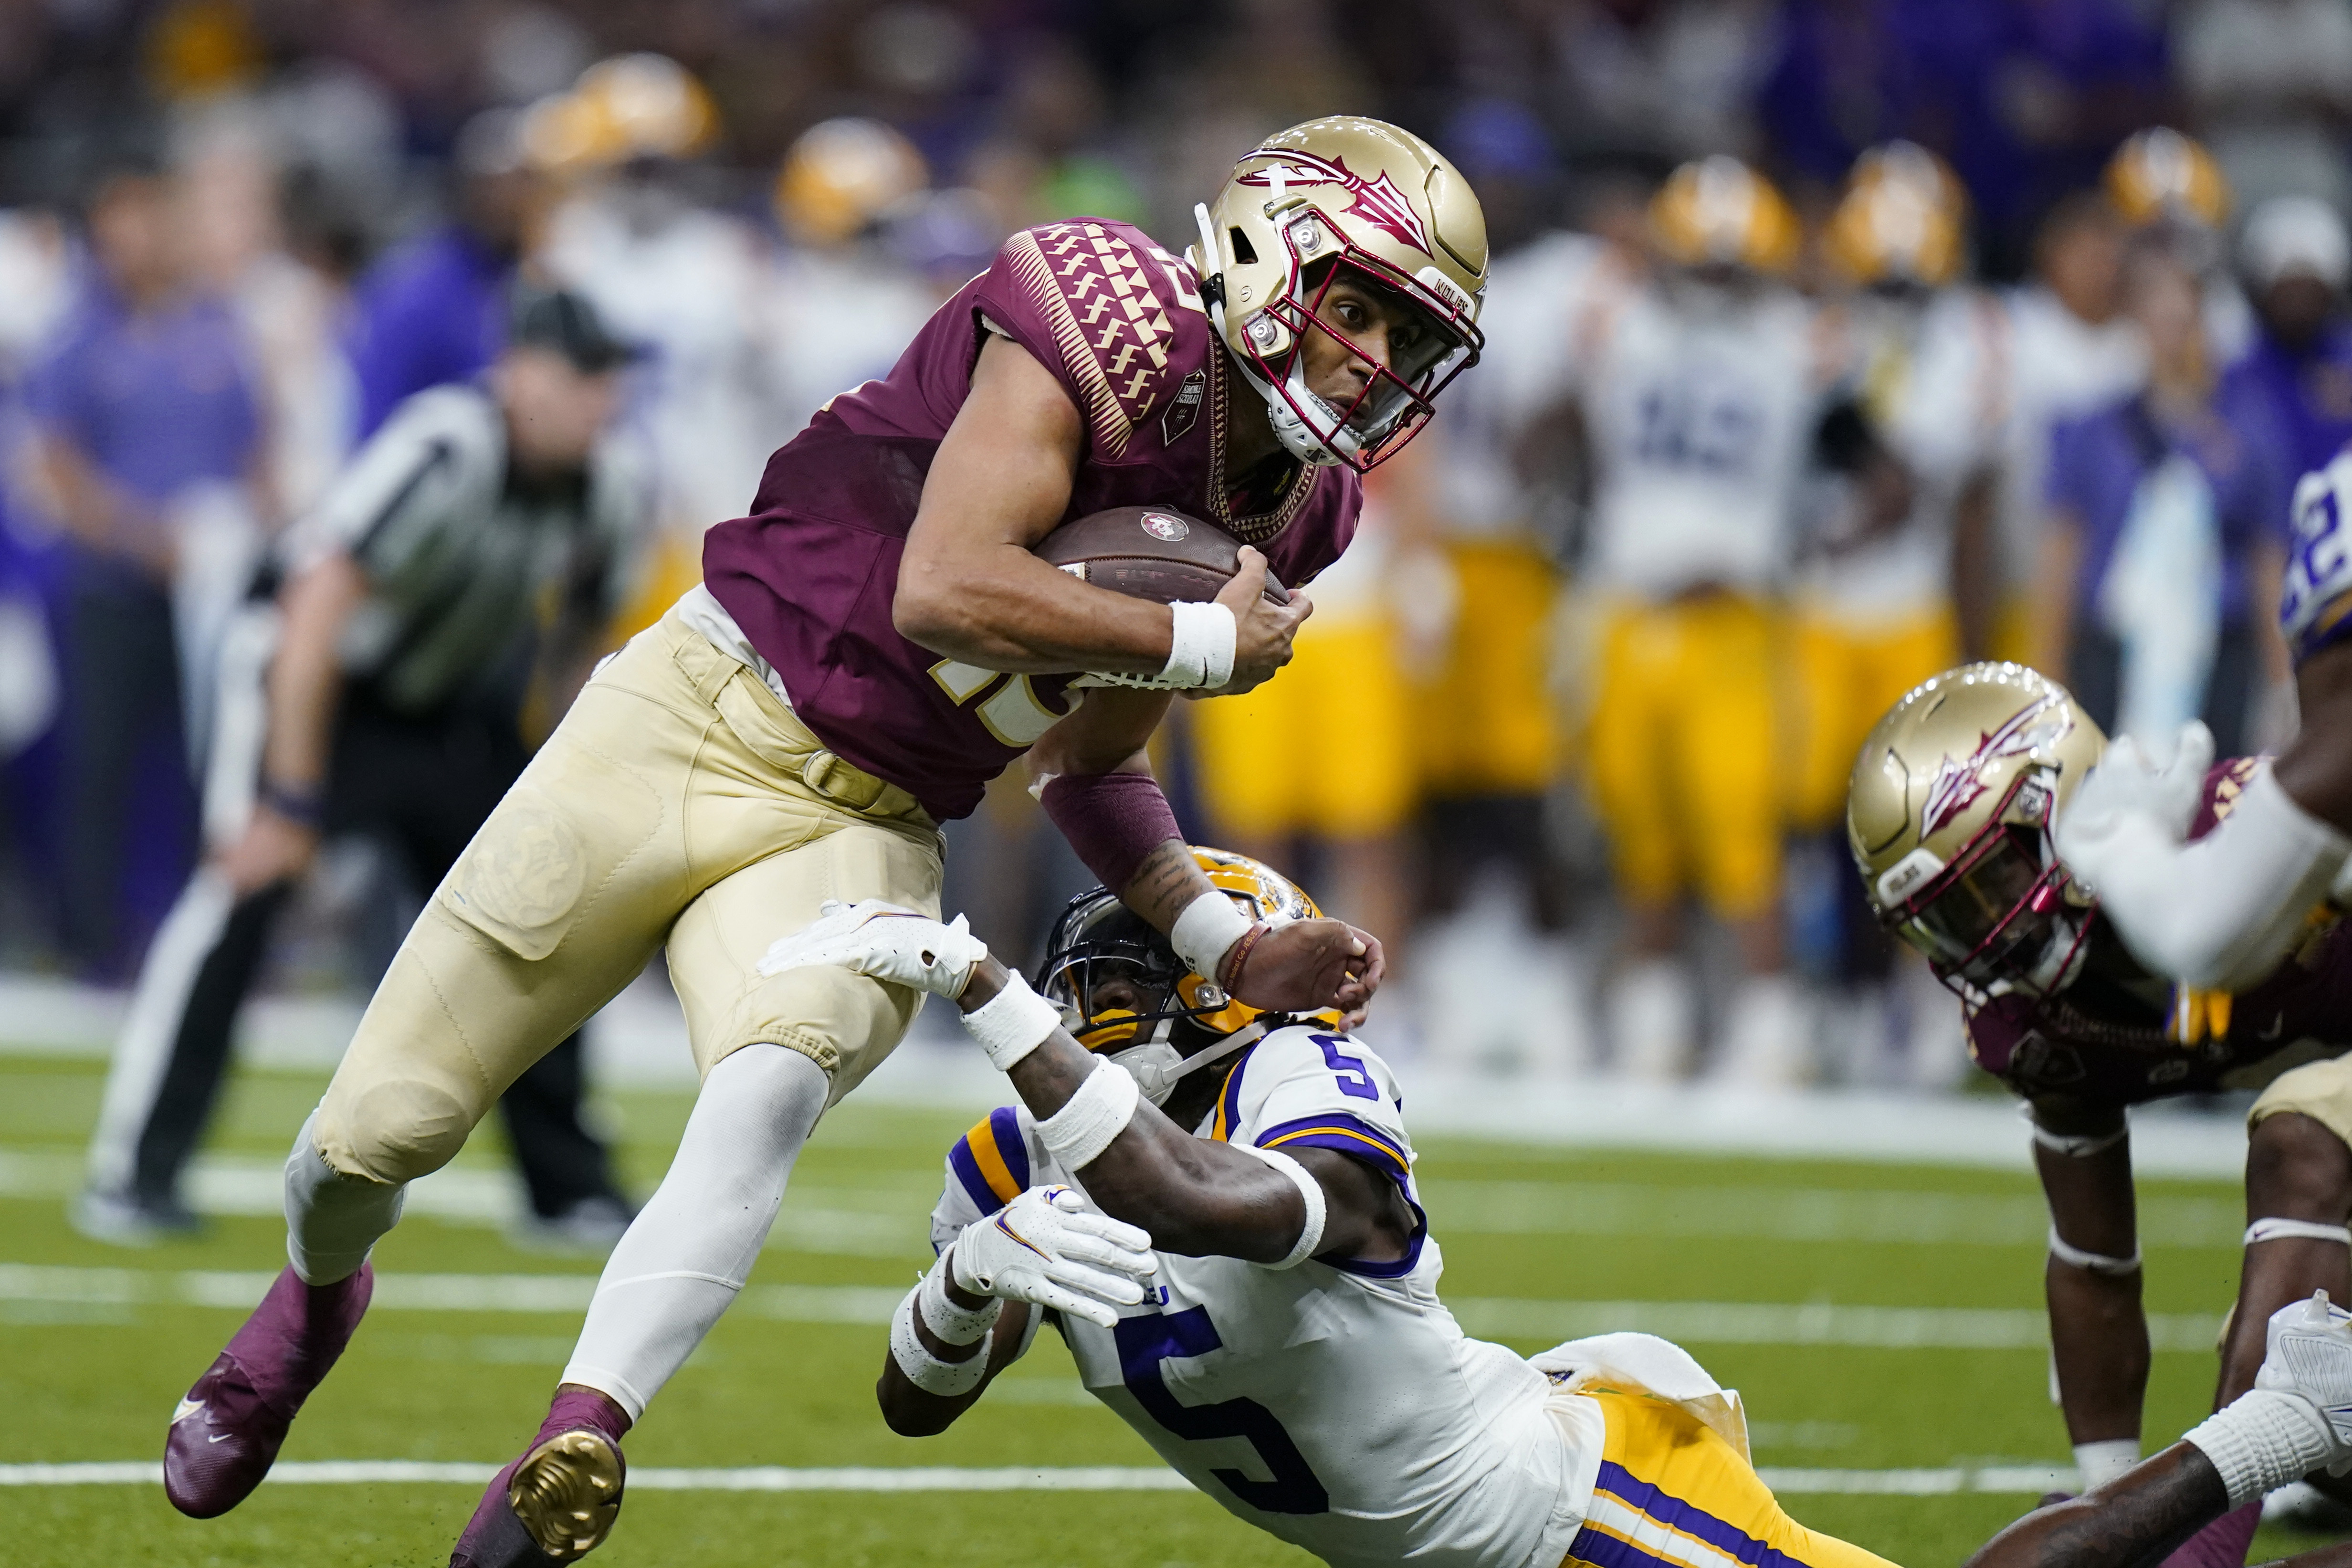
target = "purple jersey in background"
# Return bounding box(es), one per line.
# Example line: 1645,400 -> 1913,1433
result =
2224,322 -> 2352,479
343,225 -> 509,441
704,219 -> 1363,822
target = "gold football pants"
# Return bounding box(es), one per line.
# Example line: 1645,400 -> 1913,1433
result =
312,600 -> 944,1186
1787,607 -> 1959,833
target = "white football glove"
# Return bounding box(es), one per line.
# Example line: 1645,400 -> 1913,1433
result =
756,899 -> 990,999
2053,720 -> 2216,894
950,1185 -> 1156,1329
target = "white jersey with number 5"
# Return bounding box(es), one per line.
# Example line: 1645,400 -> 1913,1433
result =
928,1025 -> 1596,1568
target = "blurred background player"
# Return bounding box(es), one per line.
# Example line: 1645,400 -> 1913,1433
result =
30,153 -> 272,978
76,289 -> 647,1248
1791,144 -> 1999,1084
2036,234 -> 2292,758
1852,662 -> 2352,1566
1560,155 -> 1819,1084
2226,195 -> 2352,482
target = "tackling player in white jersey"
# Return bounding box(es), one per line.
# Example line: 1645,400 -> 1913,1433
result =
762,848 -> 2352,1568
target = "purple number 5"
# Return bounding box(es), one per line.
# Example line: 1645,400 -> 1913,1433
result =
1312,1033 -> 1379,1101
1114,1305 -> 1330,1515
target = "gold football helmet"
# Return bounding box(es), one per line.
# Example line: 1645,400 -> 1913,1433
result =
1823,143 -> 1969,289
775,118 -> 930,247
1649,156 -> 1801,277
1188,116 -> 1488,473
1848,663 -> 2107,999
1036,847 -> 1338,1105
520,54 -> 717,174
2106,127 -> 2230,231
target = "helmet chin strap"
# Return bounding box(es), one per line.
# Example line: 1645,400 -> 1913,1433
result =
1193,200 -> 1360,469
1106,1017 -> 1267,1107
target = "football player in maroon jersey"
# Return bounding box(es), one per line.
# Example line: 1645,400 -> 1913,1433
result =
158,117 -> 1490,1568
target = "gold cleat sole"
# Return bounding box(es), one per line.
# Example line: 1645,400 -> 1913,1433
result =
507,1429 -> 623,1562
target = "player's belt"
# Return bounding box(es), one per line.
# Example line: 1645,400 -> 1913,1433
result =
665,613 -> 931,825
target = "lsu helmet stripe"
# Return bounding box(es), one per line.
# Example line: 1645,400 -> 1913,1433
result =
1255,1115 -> 1411,1183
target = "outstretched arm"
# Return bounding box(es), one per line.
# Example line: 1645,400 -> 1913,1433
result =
877,1293 -> 1037,1438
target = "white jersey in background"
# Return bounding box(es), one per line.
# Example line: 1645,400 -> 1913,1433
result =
928,1025 -> 1595,1568
763,244 -> 940,440
544,190 -> 782,537
1574,279 -> 1817,598
1800,288 -> 2008,625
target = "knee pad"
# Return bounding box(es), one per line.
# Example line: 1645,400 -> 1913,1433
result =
317,1076 -> 476,1185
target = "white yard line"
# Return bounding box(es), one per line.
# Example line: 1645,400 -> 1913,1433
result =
0,1460 -> 2072,1494
0,1263 -> 2224,1351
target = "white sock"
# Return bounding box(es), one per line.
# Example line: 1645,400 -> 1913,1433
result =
284,1112 -> 406,1285
2183,1390 -> 2339,1509
560,1045 -> 828,1421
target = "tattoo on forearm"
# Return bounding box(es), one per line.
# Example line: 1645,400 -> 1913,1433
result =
1125,838 -> 1201,924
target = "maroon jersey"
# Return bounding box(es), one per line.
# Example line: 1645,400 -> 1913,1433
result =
703,219 -> 1363,821
1969,757 -> 2352,1104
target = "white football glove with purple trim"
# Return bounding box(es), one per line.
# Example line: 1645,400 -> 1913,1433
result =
949,1185 -> 1156,1329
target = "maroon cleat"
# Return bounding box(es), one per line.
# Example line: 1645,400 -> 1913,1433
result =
163,1262 -> 373,1518
450,1388 -> 631,1567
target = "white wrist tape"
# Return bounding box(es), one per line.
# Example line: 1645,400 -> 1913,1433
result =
2247,1218 -> 2352,1247
2031,1118 -> 2129,1159
1238,1143 -> 1327,1270
2071,1439 -> 2141,1491
921,1252 -> 1005,1344
961,970 -> 1062,1072
1035,1060 -> 1141,1170
1159,600 -> 1237,690
2186,1389 -> 2341,1510
1170,889 -> 1252,981
2049,1225 -> 2142,1275
890,1280 -> 990,1397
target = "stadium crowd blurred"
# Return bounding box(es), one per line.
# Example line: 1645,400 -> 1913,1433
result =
0,0 -> 2343,1095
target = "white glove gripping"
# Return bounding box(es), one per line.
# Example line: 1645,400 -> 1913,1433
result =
1034,1059 -> 1141,1171
757,900 -> 990,999
949,1184 -> 1156,1330
2058,722 -> 2216,853
961,969 -> 1062,1072
890,1276 -> 992,1397
1170,888 -> 1254,982
1236,1144 -> 1327,1270
2054,764 -> 2351,992
1072,601 -> 1237,692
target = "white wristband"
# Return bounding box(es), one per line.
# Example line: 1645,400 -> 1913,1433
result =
2048,1224 -> 2142,1275
891,1280 -> 990,1396
1170,889 -> 1253,981
1238,1143 -> 1327,1270
961,970 -> 1062,1072
1035,1059 -> 1141,1170
1159,601 -> 1237,689
2246,1218 -> 2352,1247
922,1252 -> 1005,1344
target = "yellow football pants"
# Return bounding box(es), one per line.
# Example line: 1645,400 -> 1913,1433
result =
1566,1388 -> 1898,1568
1787,608 -> 1959,833
1192,616 -> 1415,840
312,600 -> 944,1187
1585,596 -> 1781,921
1417,538 -> 1562,799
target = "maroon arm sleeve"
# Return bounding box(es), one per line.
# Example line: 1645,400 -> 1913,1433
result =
1038,772 -> 1181,896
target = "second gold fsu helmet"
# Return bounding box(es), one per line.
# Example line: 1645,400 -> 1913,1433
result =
1190,117 -> 1488,473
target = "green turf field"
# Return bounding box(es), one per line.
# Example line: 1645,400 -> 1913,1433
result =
0,1051 -> 2335,1567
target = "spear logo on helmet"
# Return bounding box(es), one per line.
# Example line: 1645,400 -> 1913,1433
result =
1922,695 -> 2071,836
1236,151 -> 1432,255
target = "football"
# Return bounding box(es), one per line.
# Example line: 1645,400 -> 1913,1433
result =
1034,505 -> 1290,605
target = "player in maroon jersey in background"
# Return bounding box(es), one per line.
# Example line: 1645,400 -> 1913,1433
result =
1853,663 -> 2352,1568
154,117 -> 1490,1567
